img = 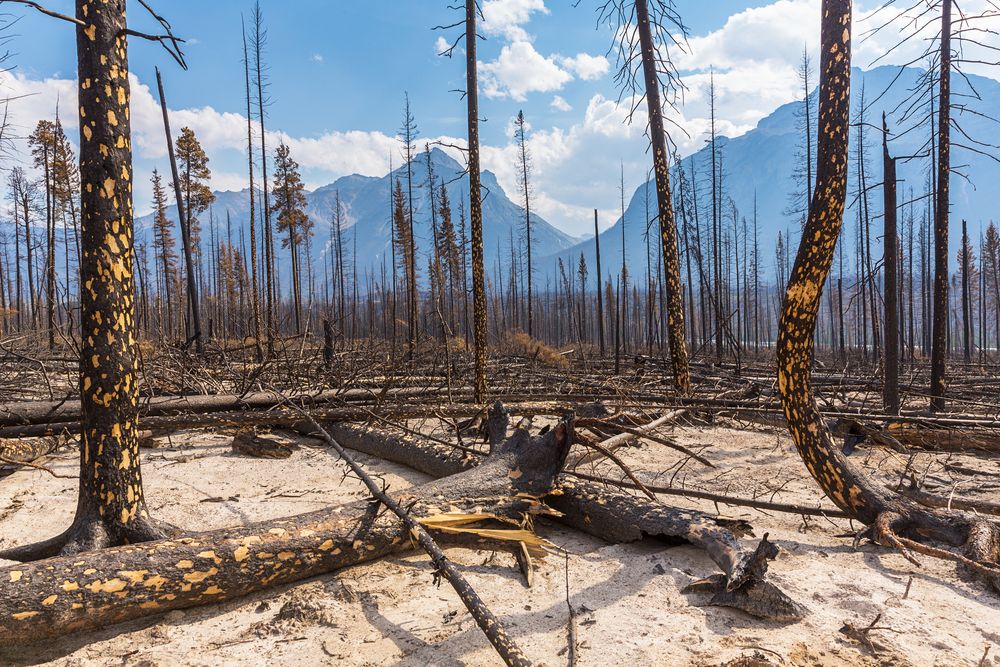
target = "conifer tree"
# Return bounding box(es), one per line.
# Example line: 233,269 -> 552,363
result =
272,143 -> 311,333
150,169 -> 178,337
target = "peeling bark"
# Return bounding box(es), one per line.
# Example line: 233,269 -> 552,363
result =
0,438 -> 61,465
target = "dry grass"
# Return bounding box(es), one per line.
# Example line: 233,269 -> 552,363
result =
504,331 -> 570,368
447,336 -> 470,353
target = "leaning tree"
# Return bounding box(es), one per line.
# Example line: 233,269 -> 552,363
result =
598,0 -> 691,394
0,0 -> 186,559
777,0 -> 999,591
599,0 -> 691,394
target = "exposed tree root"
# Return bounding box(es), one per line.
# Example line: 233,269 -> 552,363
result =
0,513 -> 175,562
860,508 -> 1000,592
0,415 -> 571,645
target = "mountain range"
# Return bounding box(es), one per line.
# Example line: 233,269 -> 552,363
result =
137,147 -> 580,288
548,65 -> 1000,283
137,65 -> 1000,289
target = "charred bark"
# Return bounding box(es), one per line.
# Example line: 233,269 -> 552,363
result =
466,0 -> 488,402
929,0 -> 951,410
635,0 -> 691,394
0,0 -> 173,560
882,115 -> 899,415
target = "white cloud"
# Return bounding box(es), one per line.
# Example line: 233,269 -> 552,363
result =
670,0 -> 1000,139
550,95 -> 572,112
481,0 -> 549,41
557,53 -> 610,81
480,41 -> 572,101
0,69 -> 437,214
434,36 -> 451,55
311,53 -> 324,63
274,129 -> 398,178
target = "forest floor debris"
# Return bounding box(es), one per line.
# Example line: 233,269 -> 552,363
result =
1,420 -> 996,666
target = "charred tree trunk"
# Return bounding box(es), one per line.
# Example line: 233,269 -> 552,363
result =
466,0 -> 488,403
635,0 -> 691,394
156,68 -> 202,353
882,115 -> 899,415
242,22 -> 263,361
961,219 -> 971,363
42,145 -> 56,350
777,0 -> 998,593
0,1 -> 170,562
594,209 -> 605,357
929,0 -> 951,410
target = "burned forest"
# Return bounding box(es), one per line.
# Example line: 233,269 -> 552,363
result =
0,0 -> 998,665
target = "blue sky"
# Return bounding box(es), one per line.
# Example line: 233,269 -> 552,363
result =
9,1 -> 773,136
4,0 -> 998,235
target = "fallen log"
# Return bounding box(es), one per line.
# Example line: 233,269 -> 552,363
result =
564,471 -> 851,519
0,438 -> 62,465
288,400 -> 540,666
887,427 -> 1000,454
0,415 -> 572,645
0,402 -> 565,440
0,387 -> 479,427
306,416 -> 803,620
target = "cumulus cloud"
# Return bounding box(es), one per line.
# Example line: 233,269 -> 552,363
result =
480,41 -> 572,100
10,0 -> 1000,235
481,0 -> 549,41
476,0 -> 607,102
550,95 -> 572,112
557,53 -> 610,81
0,69 -> 433,213
311,53 -> 324,63
671,0 -> 1000,136
273,129 -> 398,177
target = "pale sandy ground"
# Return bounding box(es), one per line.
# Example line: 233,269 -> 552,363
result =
0,420 -> 997,667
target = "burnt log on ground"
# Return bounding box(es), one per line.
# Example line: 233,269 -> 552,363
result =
0,438 -> 62,465
0,404 -> 504,440
0,388 -> 444,427
301,410 -> 803,620
0,418 -> 572,645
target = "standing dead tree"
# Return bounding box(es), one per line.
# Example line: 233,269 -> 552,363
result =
436,0 -> 489,400
251,1 -> 276,348
399,94 -> 420,359
777,0 -> 999,595
465,0 -> 488,402
241,16 -> 263,360
514,109 -> 534,338
0,0 -> 187,559
881,115 -> 899,415
598,0 -> 691,394
155,68 -> 203,352
866,0 -> 1000,406
930,0 -> 951,409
